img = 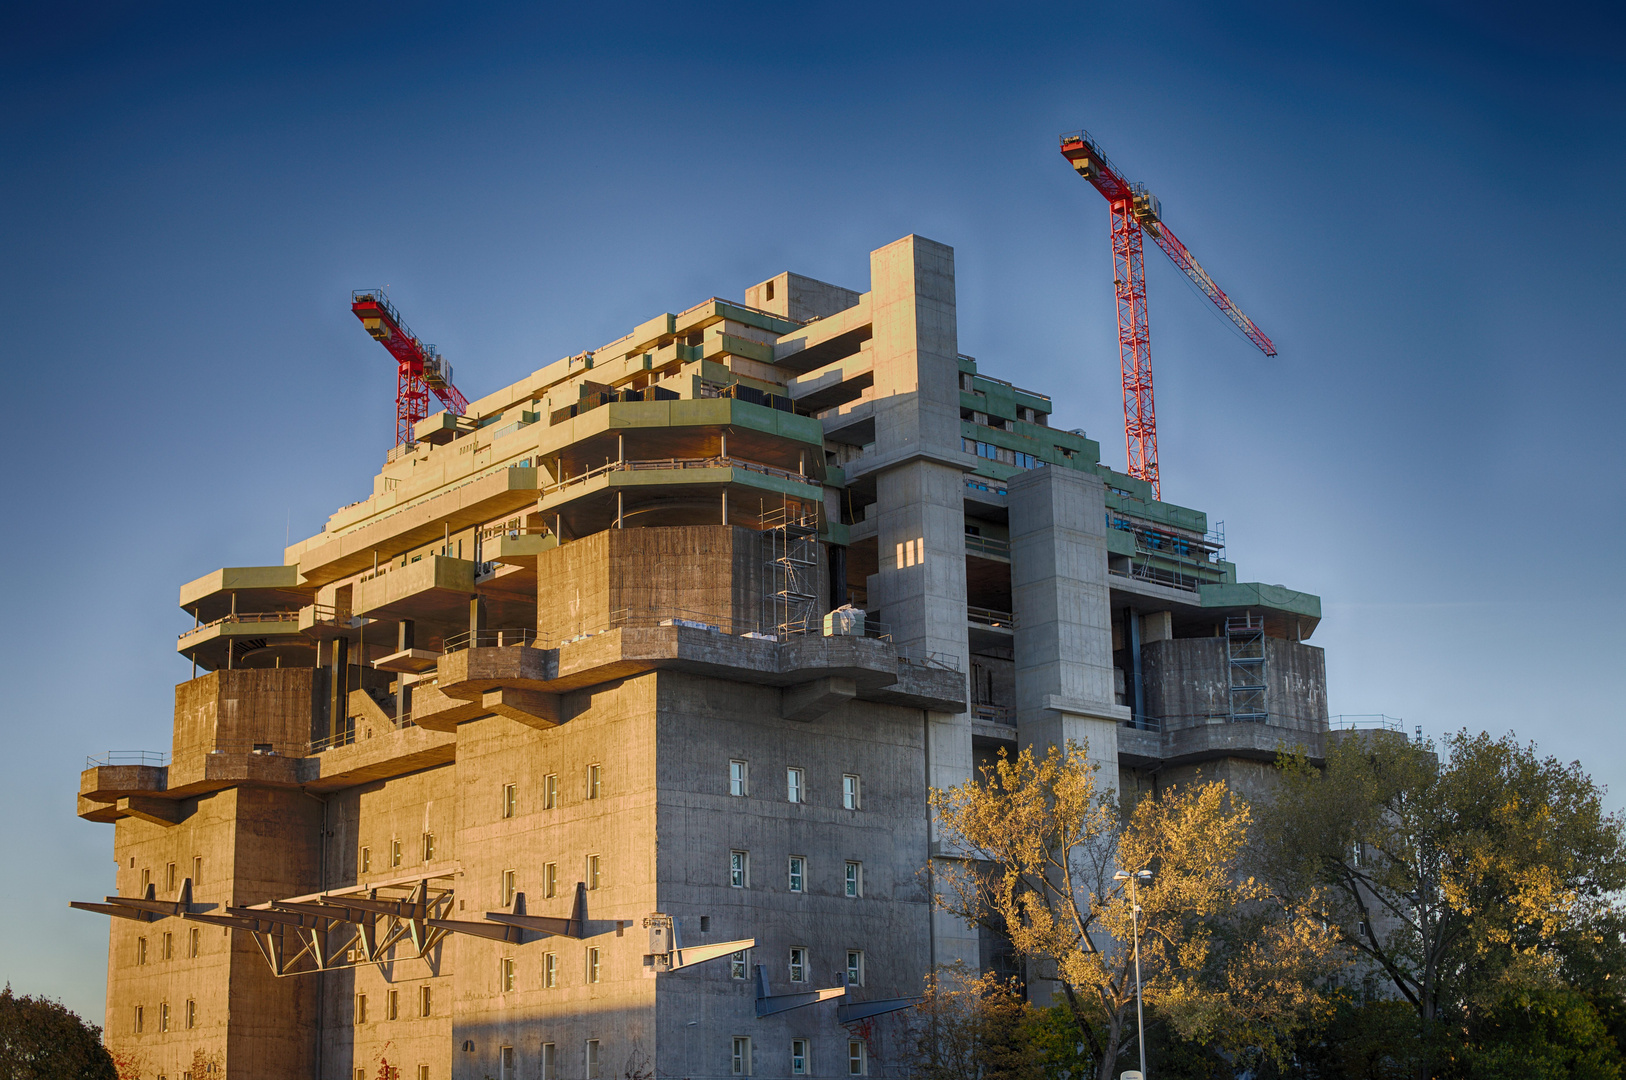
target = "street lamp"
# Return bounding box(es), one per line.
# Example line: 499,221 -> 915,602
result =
1114,868 -> 1155,1080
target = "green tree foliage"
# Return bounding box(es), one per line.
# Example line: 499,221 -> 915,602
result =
908,966 -> 1044,1080
1256,729 -> 1626,1077
0,984 -> 118,1080
1453,982 -> 1623,1080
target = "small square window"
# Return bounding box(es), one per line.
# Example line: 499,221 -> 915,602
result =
543,773 -> 558,810
730,949 -> 749,980
586,854 -> 601,890
787,856 -> 805,894
730,850 -> 749,889
501,869 -> 517,908
729,759 -> 748,797
788,947 -> 807,983
846,951 -> 865,986
791,1038 -> 809,1075
502,783 -> 518,819
586,1040 -> 601,1080
732,1036 -> 752,1076
843,774 -> 861,810
586,763 -> 602,800
586,947 -> 601,984
786,767 -> 803,804
501,957 -> 516,992
845,862 -> 863,898
419,984 -> 432,1016
545,862 -> 558,899
543,952 -> 558,988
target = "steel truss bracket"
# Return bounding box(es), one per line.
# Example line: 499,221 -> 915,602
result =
837,997 -> 922,1024
755,964 -> 847,1017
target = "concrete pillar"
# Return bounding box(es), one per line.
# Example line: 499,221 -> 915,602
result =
860,235 -> 977,970
1008,465 -> 1128,783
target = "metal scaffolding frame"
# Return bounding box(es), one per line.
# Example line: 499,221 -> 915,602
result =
762,498 -> 821,638
1226,613 -> 1268,722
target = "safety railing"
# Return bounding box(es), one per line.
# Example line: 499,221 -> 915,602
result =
967,606 -> 1017,630
971,704 -> 1014,723
1327,714 -> 1406,732
442,628 -> 544,653
541,456 -> 820,497
86,750 -> 169,768
965,478 -> 1008,497
178,610 -> 302,640
963,534 -> 1010,558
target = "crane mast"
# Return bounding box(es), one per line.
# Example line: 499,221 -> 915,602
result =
351,289 -> 471,447
1059,130 -> 1275,499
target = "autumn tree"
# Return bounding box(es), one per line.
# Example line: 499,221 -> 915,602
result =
908,965 -> 1043,1080
930,741 -> 1342,1080
1254,729 -> 1626,1079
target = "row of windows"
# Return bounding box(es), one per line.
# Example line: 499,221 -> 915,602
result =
131,856 -> 203,896
726,947 -> 866,987
503,764 -> 601,819
459,1037 -> 867,1079
354,984 -> 433,1023
359,832 -> 438,874
729,851 -> 864,897
134,928 -> 202,965
729,761 -> 862,809
131,999 -> 197,1033
963,437 -> 1046,470
496,854 -> 600,907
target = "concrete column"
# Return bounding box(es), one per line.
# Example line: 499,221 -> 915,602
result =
1008,465 -> 1128,783
860,235 -> 978,970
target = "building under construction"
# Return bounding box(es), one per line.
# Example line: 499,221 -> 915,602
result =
75,235 -> 1327,1080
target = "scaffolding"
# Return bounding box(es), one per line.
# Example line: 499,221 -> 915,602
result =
1226,613 -> 1267,723
762,499 -> 821,638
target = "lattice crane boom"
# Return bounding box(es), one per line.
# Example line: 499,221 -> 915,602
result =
351,289 -> 471,446
1059,129 -> 1275,499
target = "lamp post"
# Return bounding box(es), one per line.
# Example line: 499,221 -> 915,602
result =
1114,869 -> 1154,1079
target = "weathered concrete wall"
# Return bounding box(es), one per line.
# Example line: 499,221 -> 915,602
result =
172,669 -> 318,758
1142,637 -> 1327,731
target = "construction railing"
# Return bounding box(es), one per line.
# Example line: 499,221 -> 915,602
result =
178,610 -> 302,640
442,628 -> 545,653
963,534 -> 1011,558
86,750 -> 169,768
971,704 -> 1014,723
967,606 -> 1018,630
541,455 -> 821,498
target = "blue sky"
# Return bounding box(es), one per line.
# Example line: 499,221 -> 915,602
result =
3,1 -> 1623,1021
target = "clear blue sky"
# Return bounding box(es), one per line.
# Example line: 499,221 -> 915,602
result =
3,1 -> 1622,1022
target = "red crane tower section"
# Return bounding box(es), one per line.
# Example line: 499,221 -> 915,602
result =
1059,130 -> 1276,500
351,290 -> 471,447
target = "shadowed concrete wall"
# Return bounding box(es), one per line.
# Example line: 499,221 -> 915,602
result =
1142,637 -> 1327,731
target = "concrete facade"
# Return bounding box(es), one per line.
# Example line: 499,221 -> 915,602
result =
76,235 -> 1331,1079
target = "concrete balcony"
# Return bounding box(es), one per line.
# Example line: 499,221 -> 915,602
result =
354,555 -> 476,622
176,610 -> 311,671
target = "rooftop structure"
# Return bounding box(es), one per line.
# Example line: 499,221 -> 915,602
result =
76,235 -> 1328,1080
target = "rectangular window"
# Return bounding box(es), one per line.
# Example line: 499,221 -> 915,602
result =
391,838 -> 402,868
788,947 -> 807,983
729,759 -> 748,797
730,850 -> 749,889
541,1043 -> 556,1080
357,1070 -> 366,1080
419,1067 -> 430,1080
585,1040 -> 601,1080
730,949 -> 749,980
166,862 -> 177,893
791,1038 -> 809,1076
545,862 -> 558,899
845,862 -> 863,898
185,999 -> 196,1029
503,783 -> 518,819
786,767 -> 803,803
788,856 -> 805,893
843,774 -> 861,810
848,1040 -> 867,1075
586,854 -> 601,890
159,1002 -> 169,1033
501,957 -> 516,992
501,869 -> 517,908
360,846 -> 371,874
192,856 -> 202,887
134,1005 -> 143,1034
499,1046 -> 515,1080
419,984 -> 432,1016
543,952 -> 558,988
732,1036 -> 752,1076
586,763 -> 602,800
188,927 -> 199,958
543,773 -> 558,809
387,988 -> 399,1020
161,932 -> 173,960
141,867 -> 150,892
847,951 -> 864,986
586,947 -> 602,983
355,993 -> 367,1025
422,832 -> 435,861
137,937 -> 148,965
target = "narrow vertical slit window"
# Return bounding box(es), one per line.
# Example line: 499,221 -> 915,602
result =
545,861 -> 558,898
787,856 -> 805,893
786,767 -> 803,804
586,854 -> 601,890
729,759 -> 748,797
543,773 -> 558,809
730,850 -> 748,888
502,783 -> 517,819
586,763 -> 602,800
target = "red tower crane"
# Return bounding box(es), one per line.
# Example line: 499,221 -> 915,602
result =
1059,130 -> 1275,500
351,289 -> 471,446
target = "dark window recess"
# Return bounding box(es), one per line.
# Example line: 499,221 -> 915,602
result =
700,916 -> 712,932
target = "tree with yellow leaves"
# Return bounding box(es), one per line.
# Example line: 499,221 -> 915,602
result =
930,741 -> 1342,1080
